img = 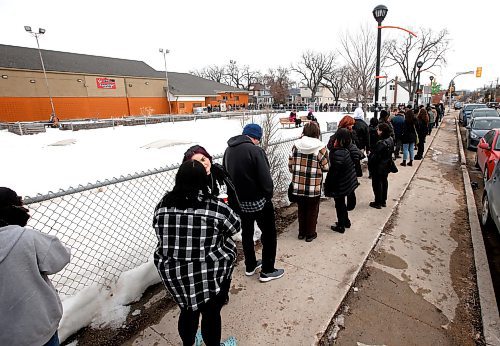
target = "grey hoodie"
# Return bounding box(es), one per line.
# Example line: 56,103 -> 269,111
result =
0,225 -> 71,346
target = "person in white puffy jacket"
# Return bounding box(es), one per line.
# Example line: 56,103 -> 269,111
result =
0,187 -> 71,346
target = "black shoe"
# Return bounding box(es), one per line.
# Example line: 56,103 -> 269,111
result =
259,268 -> 285,282
400,160 -> 406,167
408,160 -> 413,166
381,202 -> 387,207
245,260 -> 262,276
335,221 -> 351,229
414,156 -> 422,160
369,202 -> 382,209
305,233 -> 317,242
331,225 -> 345,233
298,234 -> 305,240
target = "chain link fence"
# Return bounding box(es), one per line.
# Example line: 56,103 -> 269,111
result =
24,129 -> 334,296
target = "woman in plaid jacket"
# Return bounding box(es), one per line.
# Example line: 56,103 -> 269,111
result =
153,160 -> 240,346
288,122 -> 329,242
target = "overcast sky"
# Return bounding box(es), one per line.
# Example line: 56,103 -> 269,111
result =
1,0 -> 498,91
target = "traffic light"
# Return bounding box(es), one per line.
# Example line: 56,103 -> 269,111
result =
476,67 -> 482,78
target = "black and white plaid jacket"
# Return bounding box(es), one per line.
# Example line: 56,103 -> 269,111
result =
153,196 -> 240,311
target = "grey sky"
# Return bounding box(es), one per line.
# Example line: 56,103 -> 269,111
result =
1,0 -> 498,91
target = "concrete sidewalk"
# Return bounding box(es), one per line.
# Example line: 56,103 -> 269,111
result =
328,113 -> 498,345
127,122 -> 443,346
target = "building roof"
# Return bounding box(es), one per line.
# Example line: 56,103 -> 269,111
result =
165,72 -> 245,96
0,44 -> 246,96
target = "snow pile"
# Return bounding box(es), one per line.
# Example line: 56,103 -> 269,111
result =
58,260 -> 160,342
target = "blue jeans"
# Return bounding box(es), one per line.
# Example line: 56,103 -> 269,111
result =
43,332 -> 59,346
402,143 -> 415,161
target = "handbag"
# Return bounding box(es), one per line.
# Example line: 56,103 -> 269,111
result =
288,182 -> 298,203
389,159 -> 399,173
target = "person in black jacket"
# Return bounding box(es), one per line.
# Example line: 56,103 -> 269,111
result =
414,108 -> 429,160
324,128 -> 360,233
352,112 -> 370,154
183,145 -> 241,215
223,124 -> 284,282
368,123 -> 394,209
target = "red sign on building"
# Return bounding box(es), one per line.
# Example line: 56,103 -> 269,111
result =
96,77 -> 116,89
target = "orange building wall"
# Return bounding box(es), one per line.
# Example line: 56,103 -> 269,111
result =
0,97 -> 170,122
173,100 -> 206,114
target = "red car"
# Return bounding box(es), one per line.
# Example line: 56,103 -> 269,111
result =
476,128 -> 500,183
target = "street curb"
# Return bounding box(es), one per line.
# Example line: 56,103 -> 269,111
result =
316,118 -> 443,345
455,119 -> 500,346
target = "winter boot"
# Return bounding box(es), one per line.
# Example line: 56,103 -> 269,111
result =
400,160 -> 406,167
408,160 -> 413,166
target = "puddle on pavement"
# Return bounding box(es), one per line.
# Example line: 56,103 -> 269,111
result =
374,249 -> 408,269
431,148 -> 459,165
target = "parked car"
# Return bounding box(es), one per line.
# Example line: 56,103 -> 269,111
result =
481,160 -> 500,233
454,101 -> 463,110
466,117 -> 500,149
193,106 -> 208,115
476,128 -> 500,183
470,107 -> 499,120
460,103 -> 486,126
486,101 -> 499,109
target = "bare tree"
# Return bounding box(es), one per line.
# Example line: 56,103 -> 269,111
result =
224,60 -> 245,88
322,66 -> 349,106
189,65 -> 226,83
385,28 -> 450,102
338,24 -> 380,112
291,51 -> 335,103
241,66 -> 261,90
264,67 -> 292,105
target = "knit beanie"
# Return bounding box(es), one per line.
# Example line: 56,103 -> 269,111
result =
242,124 -> 263,140
182,145 -> 213,163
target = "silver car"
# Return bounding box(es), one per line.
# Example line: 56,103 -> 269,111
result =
482,160 -> 500,234
466,117 -> 500,150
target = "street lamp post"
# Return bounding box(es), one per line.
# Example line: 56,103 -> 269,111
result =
24,26 -> 56,118
415,61 -> 423,108
159,48 -> 171,114
229,59 -> 237,109
429,76 -> 434,104
372,5 -> 388,119
447,70 -> 474,113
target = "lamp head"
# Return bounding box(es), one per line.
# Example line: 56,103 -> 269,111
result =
38,28 -> 46,34
417,61 -> 423,69
159,48 -> 163,53
24,26 -> 32,32
372,5 -> 388,24
429,76 -> 434,81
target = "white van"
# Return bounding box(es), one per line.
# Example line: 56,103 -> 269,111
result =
193,107 -> 208,115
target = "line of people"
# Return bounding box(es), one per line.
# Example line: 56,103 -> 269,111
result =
153,111 -> 407,345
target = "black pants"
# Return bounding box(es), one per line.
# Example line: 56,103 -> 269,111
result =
371,173 -> 388,205
333,195 -> 350,227
297,196 -> 320,237
346,191 -> 356,211
416,139 -> 425,158
241,200 -> 277,273
178,279 -> 230,346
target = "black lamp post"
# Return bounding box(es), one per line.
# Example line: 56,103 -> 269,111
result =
429,76 -> 434,102
372,5 -> 388,119
415,61 -> 423,108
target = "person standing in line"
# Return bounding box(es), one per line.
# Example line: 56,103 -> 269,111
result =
153,160 -> 239,346
427,104 -> 436,135
324,128 -> 360,233
0,187 -> 71,346
182,144 -> 241,215
414,108 -> 429,160
378,109 -> 395,140
288,122 -> 329,242
327,115 -> 364,210
352,108 -> 370,155
223,124 -> 285,282
368,123 -> 395,209
391,108 -> 405,159
400,110 -> 418,167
